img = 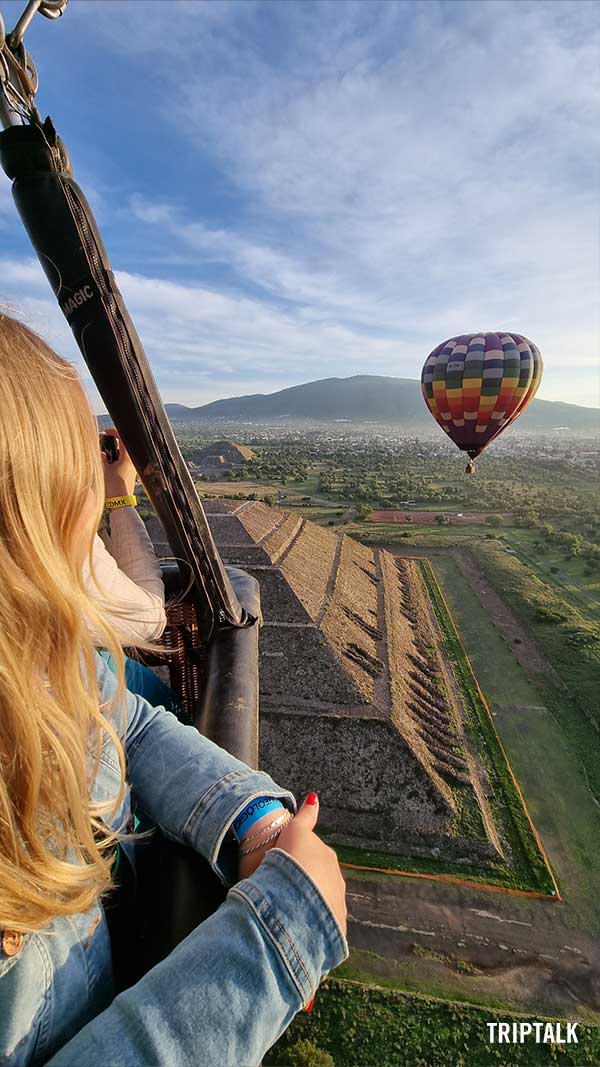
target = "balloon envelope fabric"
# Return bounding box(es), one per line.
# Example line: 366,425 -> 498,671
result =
421,333 -> 543,460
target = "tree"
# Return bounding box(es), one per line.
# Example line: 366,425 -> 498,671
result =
485,514 -> 502,527
356,503 -> 371,521
434,514 -> 447,525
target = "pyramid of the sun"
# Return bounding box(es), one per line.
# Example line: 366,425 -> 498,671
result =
166,499 -> 500,866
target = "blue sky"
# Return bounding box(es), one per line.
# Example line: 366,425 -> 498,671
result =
1,0 -> 598,411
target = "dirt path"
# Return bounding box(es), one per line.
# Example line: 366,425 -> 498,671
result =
449,549 -> 559,684
345,872 -> 600,1019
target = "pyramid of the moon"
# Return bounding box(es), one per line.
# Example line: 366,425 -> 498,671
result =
150,500 -> 503,864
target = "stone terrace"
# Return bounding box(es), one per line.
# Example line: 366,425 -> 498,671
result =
150,500 -> 503,864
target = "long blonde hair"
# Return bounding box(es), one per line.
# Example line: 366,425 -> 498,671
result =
0,312 -> 127,932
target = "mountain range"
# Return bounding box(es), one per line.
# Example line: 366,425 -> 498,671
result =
164,375 -> 599,432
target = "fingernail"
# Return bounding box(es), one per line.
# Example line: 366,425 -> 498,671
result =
305,792 -> 318,806
305,995 -> 315,1013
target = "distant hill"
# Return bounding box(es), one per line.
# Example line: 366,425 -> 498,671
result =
164,375 -> 599,431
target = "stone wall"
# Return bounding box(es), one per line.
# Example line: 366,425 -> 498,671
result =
260,711 -> 498,864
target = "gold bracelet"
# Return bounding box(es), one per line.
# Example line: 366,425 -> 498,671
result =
239,810 -> 290,846
105,495 -> 137,510
239,812 -> 293,857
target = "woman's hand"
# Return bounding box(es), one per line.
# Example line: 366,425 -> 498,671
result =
101,430 -> 138,500
239,794 -> 347,937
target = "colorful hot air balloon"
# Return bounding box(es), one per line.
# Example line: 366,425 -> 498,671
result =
421,332 -> 543,472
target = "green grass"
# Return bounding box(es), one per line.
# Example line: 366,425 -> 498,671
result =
472,543 -> 600,790
333,841 -> 541,890
264,978 -> 600,1066
419,560 -> 556,896
429,553 -> 600,932
498,530 -> 600,621
431,554 -> 545,707
494,702 -> 600,931
286,473 -> 327,497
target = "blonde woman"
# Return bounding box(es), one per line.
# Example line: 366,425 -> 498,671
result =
0,313 -> 347,1067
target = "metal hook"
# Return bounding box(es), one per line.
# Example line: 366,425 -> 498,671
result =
5,0 -> 67,50
40,0 -> 69,20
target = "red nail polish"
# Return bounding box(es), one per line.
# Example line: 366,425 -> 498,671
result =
305,996 -> 315,1013
306,792 -> 318,806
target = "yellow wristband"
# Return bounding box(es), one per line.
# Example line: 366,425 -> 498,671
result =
105,495 -> 137,510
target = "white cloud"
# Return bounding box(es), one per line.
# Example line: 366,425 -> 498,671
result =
1,1 -> 598,408
121,1 -> 599,400
1,249 -> 596,410
115,267 -> 424,379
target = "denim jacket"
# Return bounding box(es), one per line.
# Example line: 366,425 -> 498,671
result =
0,656 -> 347,1067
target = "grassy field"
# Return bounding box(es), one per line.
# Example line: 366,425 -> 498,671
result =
472,543 -> 600,753
497,530 -> 600,621
431,554 -> 549,707
284,472 -> 330,498
419,560 -> 555,897
421,552 -> 600,932
264,978 -> 600,1067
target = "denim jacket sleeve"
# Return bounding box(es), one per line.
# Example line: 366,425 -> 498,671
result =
97,655 -> 295,883
46,849 -> 348,1067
